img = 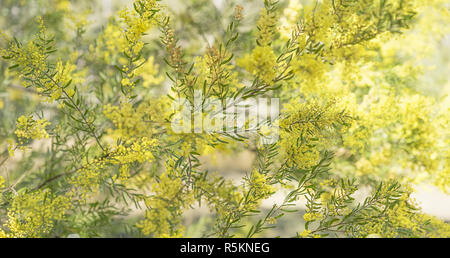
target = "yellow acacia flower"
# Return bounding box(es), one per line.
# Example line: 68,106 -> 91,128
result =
237,46 -> 277,85
91,23 -> 126,63
55,0 -> 70,11
248,170 -> 274,200
291,53 -> 328,85
280,98 -> 352,168
116,0 -> 163,93
257,8 -> 278,46
71,137 -> 158,192
0,17 -> 84,103
0,40 -> 47,78
1,190 -> 72,238
299,229 -> 311,238
135,56 -> 165,88
7,139 -> 16,157
14,115 -> 50,144
303,212 -> 322,222
103,98 -> 172,141
136,171 -> 194,237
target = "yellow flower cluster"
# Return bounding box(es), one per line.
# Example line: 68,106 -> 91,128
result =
285,0 -> 420,92
118,9 -> 148,55
71,137 -> 158,191
303,212 -> 322,222
117,0 -> 163,92
299,229 -> 321,238
303,0 -> 417,57
110,137 -> 158,164
320,179 -> 337,188
237,46 -> 277,85
119,0 -> 162,52
302,181 -> 450,238
49,60 -> 79,100
245,170 -> 274,208
0,17 -> 81,103
280,98 -> 352,168
0,37 -> 47,80
14,115 -> 50,144
356,185 -> 450,238
136,171 -> 194,237
299,229 -> 311,238
291,53 -> 329,85
103,102 -> 150,140
103,97 -> 172,141
236,4 -> 279,86
256,8 -> 278,46
89,23 -> 126,63
0,189 -> 72,238
136,56 -> 165,88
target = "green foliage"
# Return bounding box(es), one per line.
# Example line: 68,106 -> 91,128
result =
0,0 -> 449,238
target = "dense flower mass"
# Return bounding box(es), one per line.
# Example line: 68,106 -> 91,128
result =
14,115 -> 51,142
238,46 -> 278,85
0,190 -> 72,238
0,0 -> 449,238
280,98 -> 352,168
